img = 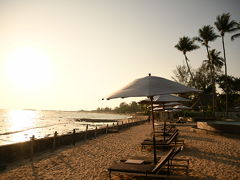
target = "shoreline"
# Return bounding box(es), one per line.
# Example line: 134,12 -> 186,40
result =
0,116 -> 148,165
0,112 -> 136,147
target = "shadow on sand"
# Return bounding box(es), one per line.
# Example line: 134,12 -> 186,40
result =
179,135 -> 216,143
181,146 -> 240,167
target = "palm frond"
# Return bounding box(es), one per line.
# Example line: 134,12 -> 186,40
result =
231,33 -> 240,41
175,36 -> 199,53
214,13 -> 237,35
197,25 -> 219,46
230,21 -> 240,41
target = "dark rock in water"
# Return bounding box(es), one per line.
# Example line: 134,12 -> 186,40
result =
75,118 -> 118,123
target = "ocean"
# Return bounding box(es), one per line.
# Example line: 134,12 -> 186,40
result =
0,109 -> 130,146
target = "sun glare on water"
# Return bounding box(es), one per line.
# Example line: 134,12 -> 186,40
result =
7,109 -> 39,143
4,47 -> 53,92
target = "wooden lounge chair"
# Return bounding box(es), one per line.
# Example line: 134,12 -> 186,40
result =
155,124 -> 176,131
108,146 -> 188,179
141,129 -> 184,150
153,127 -> 177,137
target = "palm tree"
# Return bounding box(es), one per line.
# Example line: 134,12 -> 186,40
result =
203,49 -> 224,106
214,13 -> 237,117
231,21 -> 240,41
203,49 -> 224,71
194,25 -> 219,114
174,36 -> 199,87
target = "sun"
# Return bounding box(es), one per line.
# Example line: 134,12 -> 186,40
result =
4,47 -> 53,92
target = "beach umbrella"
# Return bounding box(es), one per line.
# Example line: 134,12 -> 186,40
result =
163,102 -> 182,106
107,74 -> 200,100
173,105 -> 191,110
139,95 -> 190,140
105,74 -> 200,164
139,94 -> 190,105
153,106 -> 173,111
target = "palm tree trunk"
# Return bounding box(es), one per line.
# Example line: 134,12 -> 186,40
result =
206,46 -> 215,115
222,36 -> 228,117
184,53 -> 195,88
212,65 -> 216,114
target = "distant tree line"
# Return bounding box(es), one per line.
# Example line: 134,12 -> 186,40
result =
95,101 -> 147,114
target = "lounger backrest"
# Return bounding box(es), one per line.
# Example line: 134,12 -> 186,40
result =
166,130 -> 178,144
166,129 -> 178,138
151,147 -> 175,173
170,145 -> 183,160
167,126 -> 175,132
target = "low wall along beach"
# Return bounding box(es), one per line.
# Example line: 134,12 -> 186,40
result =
0,116 -> 147,164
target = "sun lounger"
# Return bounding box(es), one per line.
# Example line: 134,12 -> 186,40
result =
108,146 -> 188,179
154,124 -> 177,136
155,123 -> 176,130
153,127 -> 177,137
143,129 -> 178,143
141,129 -> 184,150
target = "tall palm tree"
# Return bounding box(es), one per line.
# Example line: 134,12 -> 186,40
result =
214,13 -> 237,117
194,25 -> 219,114
231,21 -> 240,41
204,49 -> 224,72
207,49 -> 224,71
203,49 -> 224,104
174,36 -> 199,87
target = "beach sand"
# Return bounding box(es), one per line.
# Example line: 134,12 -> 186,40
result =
0,121 -> 239,180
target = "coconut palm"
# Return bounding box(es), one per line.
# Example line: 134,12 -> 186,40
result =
194,25 -> 219,114
214,13 -> 237,117
203,49 -> 224,73
231,21 -> 240,41
174,36 -> 199,87
203,49 -> 224,101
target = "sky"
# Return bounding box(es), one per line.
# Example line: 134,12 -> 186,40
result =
0,0 -> 240,111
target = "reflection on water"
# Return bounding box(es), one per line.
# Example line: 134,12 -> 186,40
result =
7,110 -> 39,143
8,110 -> 38,131
0,109 -> 130,146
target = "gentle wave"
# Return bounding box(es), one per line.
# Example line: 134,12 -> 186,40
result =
0,122 -> 69,136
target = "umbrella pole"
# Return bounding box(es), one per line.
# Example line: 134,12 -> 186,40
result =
150,96 -> 157,164
163,104 -> 166,141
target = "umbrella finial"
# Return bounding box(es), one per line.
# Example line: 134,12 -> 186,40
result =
148,73 -> 151,76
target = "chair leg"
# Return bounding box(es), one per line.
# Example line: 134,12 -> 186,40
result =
167,160 -> 170,174
108,171 -> 111,180
187,159 -> 189,175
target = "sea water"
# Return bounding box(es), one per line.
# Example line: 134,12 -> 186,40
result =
0,109 -> 130,146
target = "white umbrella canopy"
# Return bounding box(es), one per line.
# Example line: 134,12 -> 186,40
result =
154,94 -> 190,102
164,102 -> 182,107
106,74 -> 200,100
173,105 -> 191,110
153,106 -> 173,111
139,94 -> 190,105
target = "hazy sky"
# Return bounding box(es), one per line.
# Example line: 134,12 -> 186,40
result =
0,0 -> 240,110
